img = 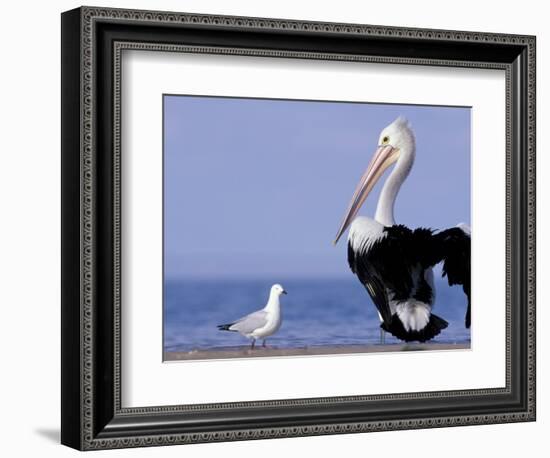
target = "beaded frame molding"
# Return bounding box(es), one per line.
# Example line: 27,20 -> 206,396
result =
61,6 -> 536,451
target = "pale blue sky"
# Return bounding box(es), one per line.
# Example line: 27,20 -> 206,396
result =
164,96 -> 470,279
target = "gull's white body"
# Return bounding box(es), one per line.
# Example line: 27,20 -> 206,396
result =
237,293 -> 282,340
218,284 -> 286,348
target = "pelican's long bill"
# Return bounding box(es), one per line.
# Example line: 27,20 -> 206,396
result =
333,144 -> 399,244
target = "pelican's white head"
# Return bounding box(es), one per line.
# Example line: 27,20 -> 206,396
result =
271,284 -> 288,297
378,116 -> 415,164
333,117 -> 416,243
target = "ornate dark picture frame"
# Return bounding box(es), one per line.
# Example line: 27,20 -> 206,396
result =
61,6 -> 536,451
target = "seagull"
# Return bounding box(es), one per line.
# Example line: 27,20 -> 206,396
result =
217,284 -> 287,349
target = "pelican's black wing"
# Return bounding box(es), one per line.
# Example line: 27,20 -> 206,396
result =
348,241 -> 392,324
431,227 -> 471,327
347,225 -> 436,327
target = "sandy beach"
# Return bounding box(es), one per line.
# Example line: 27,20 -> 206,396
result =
164,342 -> 470,361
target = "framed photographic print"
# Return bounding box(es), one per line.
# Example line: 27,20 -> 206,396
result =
61,6 -> 536,450
162,96 -> 472,361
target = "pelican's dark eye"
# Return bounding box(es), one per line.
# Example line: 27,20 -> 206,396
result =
382,136 -> 390,145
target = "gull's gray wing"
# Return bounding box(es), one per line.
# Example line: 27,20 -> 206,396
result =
229,310 -> 268,334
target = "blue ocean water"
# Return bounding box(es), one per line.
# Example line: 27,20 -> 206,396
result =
163,277 -> 471,352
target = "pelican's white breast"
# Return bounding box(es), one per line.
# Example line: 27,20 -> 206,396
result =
348,216 -> 387,254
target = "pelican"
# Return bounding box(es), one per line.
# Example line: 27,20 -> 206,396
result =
333,117 -> 470,343
217,284 -> 287,349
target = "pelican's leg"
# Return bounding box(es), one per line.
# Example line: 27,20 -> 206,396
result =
250,339 -> 256,350
262,339 -> 267,348
379,328 -> 386,345
377,312 -> 386,345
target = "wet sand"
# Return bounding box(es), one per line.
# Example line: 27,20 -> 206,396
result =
164,342 -> 470,361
